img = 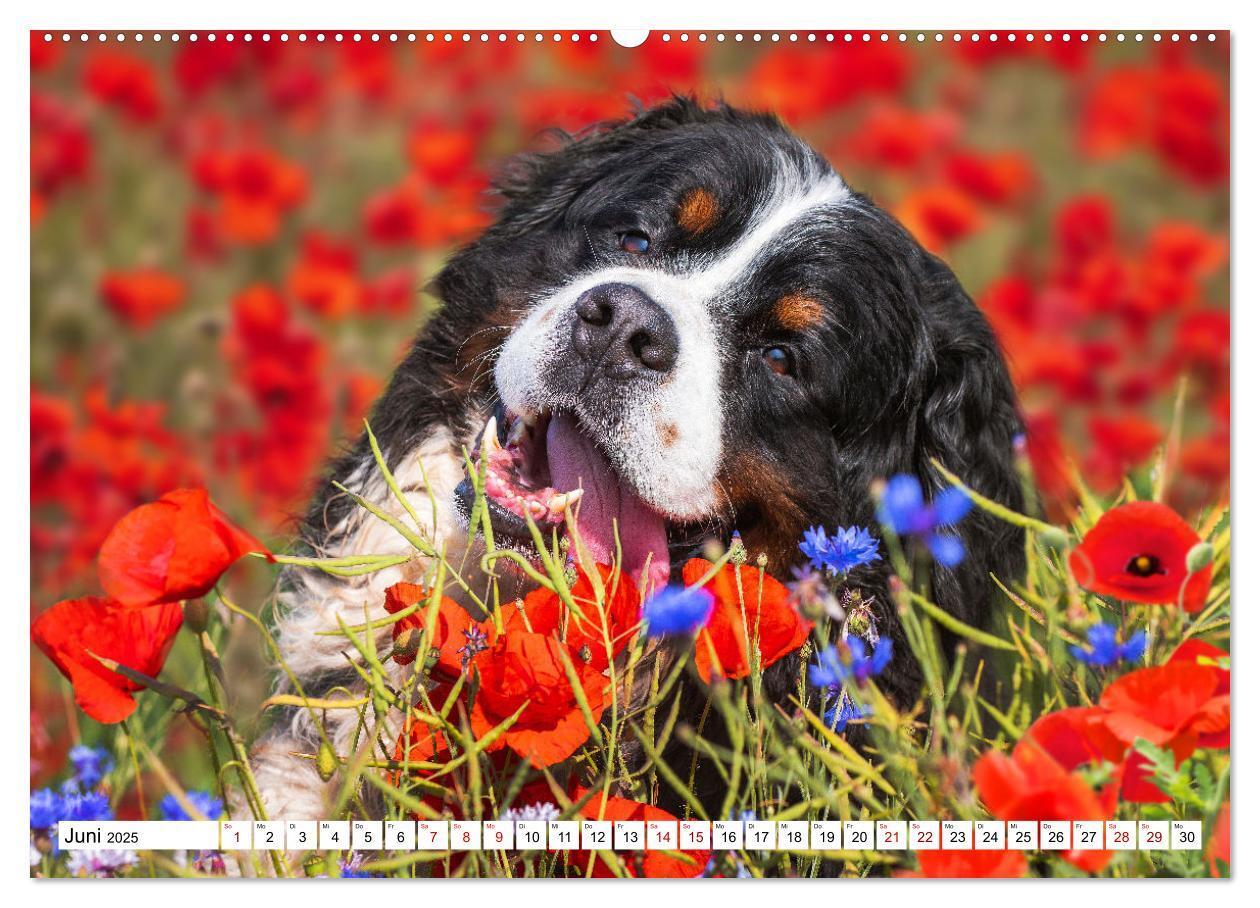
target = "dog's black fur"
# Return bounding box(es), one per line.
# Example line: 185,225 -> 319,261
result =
297,98 -> 1025,811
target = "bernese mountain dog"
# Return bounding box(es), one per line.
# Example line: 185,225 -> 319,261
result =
250,97 -> 1026,819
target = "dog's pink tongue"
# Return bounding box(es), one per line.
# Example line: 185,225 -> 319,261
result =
545,413 -> 669,594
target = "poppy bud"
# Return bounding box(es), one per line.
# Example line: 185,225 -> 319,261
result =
392,627 -> 420,662
184,598 -> 210,634
702,537 -> 725,562
316,741 -> 338,782
303,854 -> 328,877
755,552 -> 768,569
729,531 -> 747,565
563,563 -> 578,587
1185,541 -> 1214,574
578,644 -> 592,664
1037,525 -> 1070,550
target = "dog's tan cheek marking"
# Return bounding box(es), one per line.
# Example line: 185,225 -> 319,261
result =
773,292 -> 826,332
717,451 -> 806,573
677,188 -> 720,235
659,422 -> 679,447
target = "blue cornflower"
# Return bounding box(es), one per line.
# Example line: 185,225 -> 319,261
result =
62,791 -> 113,823
456,626 -> 489,668
1070,622 -> 1146,668
30,788 -> 63,830
158,791 -> 224,821
809,635 -> 894,689
799,525 -> 881,576
338,853 -> 375,878
643,585 -> 715,637
877,474 -> 973,567
67,745 -> 113,791
823,690 -> 873,731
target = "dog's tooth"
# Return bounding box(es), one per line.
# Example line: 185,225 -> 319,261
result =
481,416 -> 500,454
505,416 -> 526,447
548,489 -> 584,512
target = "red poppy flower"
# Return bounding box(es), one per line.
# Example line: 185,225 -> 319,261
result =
1179,433 -> 1230,488
383,582 -> 492,677
218,286 -> 332,516
894,185 -> 983,252
1088,414 -> 1164,468
905,849 -> 1028,878
741,44 -> 910,123
31,93 -> 91,200
1023,706 -> 1127,771
681,559 -> 811,681
363,182 -> 423,246
566,785 -> 710,878
945,151 -> 1037,208
31,32 -> 63,72
1055,195 -> 1115,263
285,232 -> 362,319
468,631 -> 610,768
407,119 -> 478,187
973,739 -> 1116,873
391,682 -> 462,769
1069,501 -> 1212,612
84,51 -> 162,123
1207,803 -> 1230,877
1151,65 -> 1229,188
1169,639 -> 1229,695
518,563 -> 641,671
845,105 -> 959,171
98,488 -> 267,607
191,147 -> 306,246
1080,62 -> 1228,188
1097,660 -> 1229,801
32,597 -> 183,723
99,269 -> 186,329
172,40 -> 243,97
1171,308 -> 1230,378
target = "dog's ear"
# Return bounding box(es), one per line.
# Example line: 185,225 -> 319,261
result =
913,254 -> 1027,629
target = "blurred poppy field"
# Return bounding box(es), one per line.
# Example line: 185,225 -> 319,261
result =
30,30 -> 1229,878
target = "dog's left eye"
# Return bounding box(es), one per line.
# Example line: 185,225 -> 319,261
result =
618,230 -> 651,254
762,346 -> 794,377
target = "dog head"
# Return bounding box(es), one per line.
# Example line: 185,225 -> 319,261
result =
412,98 -> 1023,598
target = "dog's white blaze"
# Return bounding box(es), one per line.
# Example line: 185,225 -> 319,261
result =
496,153 -> 849,518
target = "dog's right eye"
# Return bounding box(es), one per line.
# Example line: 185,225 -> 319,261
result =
762,346 -> 794,377
618,230 -> 651,255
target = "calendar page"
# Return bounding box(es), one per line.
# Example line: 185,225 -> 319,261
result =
28,21 -> 1231,882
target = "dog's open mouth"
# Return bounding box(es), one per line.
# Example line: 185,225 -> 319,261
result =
455,404 -> 675,591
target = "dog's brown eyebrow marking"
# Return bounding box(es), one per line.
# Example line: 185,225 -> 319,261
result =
772,292 -> 826,332
676,188 -> 719,235
658,422 -> 679,447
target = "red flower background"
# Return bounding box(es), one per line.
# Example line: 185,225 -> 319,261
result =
30,32 -> 1228,784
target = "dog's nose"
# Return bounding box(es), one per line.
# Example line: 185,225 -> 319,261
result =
572,282 -> 680,378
